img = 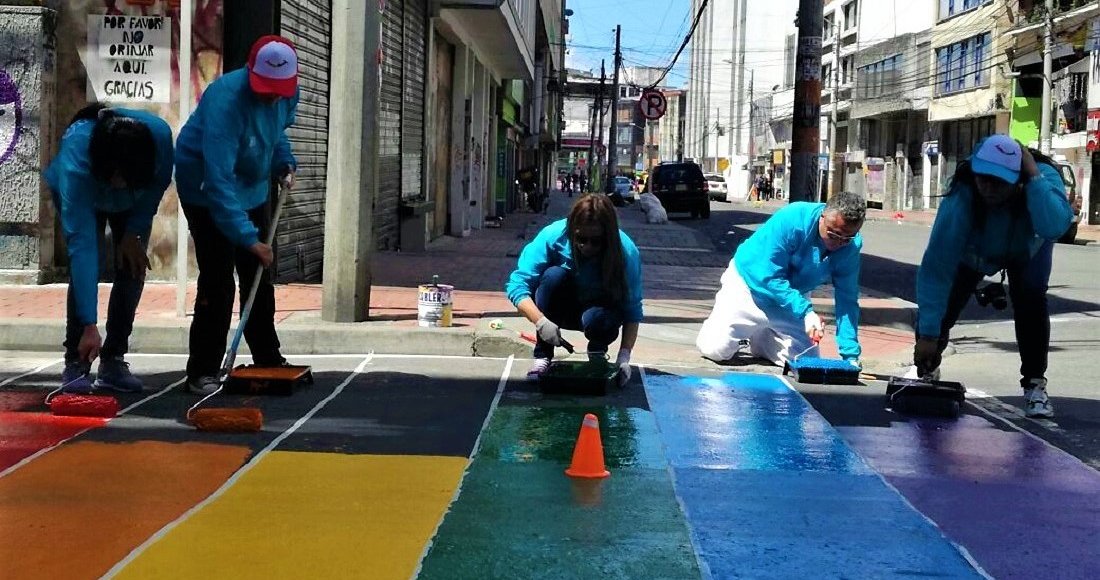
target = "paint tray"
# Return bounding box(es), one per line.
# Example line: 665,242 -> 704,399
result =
224,365 -> 314,396
540,360 -> 620,396
785,357 -> 861,385
886,376 -> 965,418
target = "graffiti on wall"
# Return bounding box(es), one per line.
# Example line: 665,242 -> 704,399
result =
0,68 -> 21,165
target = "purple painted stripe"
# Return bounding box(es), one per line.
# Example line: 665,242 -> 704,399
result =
840,415 -> 1100,580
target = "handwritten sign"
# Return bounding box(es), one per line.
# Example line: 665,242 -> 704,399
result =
86,15 -> 171,103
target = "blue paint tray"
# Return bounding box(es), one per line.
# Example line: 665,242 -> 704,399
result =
785,357 -> 861,385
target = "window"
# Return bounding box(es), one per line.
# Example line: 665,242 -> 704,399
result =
939,0 -> 986,21
823,14 -> 836,41
935,33 -> 991,96
843,1 -> 858,31
858,54 -> 903,99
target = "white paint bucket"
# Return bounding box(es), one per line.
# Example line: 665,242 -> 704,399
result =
417,283 -> 454,327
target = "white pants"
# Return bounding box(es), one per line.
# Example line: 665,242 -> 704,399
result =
696,262 -> 818,367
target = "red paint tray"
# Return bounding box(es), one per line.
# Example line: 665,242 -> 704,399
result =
225,365 -> 314,396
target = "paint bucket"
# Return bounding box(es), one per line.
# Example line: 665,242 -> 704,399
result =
418,278 -> 453,327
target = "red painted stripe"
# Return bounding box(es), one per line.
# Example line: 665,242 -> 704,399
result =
0,411 -> 107,473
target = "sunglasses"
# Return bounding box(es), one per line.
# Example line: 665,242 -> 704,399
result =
825,229 -> 857,243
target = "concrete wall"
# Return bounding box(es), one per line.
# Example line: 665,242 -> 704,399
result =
0,6 -> 55,283
858,0 -> 936,47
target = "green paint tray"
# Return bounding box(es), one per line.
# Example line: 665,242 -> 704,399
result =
540,360 -> 620,396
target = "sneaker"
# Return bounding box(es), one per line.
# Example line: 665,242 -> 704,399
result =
526,358 -> 551,382
60,361 -> 94,394
1023,379 -> 1054,418
94,357 -> 144,393
903,365 -> 941,381
187,376 -> 222,396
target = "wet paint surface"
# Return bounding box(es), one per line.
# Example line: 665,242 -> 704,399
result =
0,440 -> 251,580
418,399 -> 701,579
0,403 -> 107,472
645,371 -> 983,579
116,452 -> 468,580
841,416 -> 1100,580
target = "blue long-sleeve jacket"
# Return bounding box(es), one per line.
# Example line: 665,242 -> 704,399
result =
175,68 -> 298,248
44,108 -> 174,326
733,202 -> 863,360
505,219 -> 645,323
916,161 -> 1071,338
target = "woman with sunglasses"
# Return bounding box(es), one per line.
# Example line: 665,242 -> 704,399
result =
506,194 -> 644,382
696,190 -> 866,367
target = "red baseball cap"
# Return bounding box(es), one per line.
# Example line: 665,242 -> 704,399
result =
247,35 -> 298,98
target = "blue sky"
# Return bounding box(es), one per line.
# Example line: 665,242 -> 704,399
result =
564,0 -> 692,88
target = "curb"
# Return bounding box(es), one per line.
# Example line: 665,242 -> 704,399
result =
0,317 -> 534,359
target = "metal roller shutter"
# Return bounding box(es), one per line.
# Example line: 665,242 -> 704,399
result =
278,0 -> 331,282
401,0 -> 426,202
377,0 -> 404,250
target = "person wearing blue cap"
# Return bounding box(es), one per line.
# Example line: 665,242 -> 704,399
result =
913,134 -> 1073,418
175,35 -> 299,395
44,104 -> 174,394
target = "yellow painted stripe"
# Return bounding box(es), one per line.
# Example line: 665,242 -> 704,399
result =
115,452 -> 467,580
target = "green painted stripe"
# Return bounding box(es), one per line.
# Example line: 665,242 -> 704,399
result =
418,405 -> 701,579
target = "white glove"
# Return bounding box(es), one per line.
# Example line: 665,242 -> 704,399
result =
616,348 -> 632,386
804,311 -> 824,344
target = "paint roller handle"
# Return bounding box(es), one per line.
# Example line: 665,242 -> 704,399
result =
222,185 -> 291,376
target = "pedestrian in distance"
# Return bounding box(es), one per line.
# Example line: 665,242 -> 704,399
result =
175,35 -> 300,395
911,135 -> 1072,418
44,104 -> 174,394
506,194 -> 644,383
696,191 -> 866,367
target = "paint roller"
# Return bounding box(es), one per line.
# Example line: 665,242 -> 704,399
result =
187,182 -> 291,433
46,376 -> 120,419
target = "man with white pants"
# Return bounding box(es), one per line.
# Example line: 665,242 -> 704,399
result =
696,191 -> 866,366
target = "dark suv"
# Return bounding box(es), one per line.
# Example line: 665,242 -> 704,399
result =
646,161 -> 710,219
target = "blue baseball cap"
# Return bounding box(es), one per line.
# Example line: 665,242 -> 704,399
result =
970,134 -> 1022,184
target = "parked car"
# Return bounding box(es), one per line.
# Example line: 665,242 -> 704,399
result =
646,161 -> 710,219
704,173 -> 728,201
1055,161 -> 1082,244
613,176 -> 634,196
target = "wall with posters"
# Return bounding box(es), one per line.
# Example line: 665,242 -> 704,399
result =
50,0 -> 224,281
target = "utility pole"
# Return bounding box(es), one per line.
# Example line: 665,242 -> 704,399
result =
605,25 -> 622,192
596,59 -> 606,189
791,0 -> 824,202
587,102 -> 597,189
1040,0 -> 1054,154
828,19 -> 841,201
748,70 -> 754,161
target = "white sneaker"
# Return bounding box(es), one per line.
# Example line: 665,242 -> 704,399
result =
526,358 -> 551,382
1024,379 -> 1054,418
903,365 -> 940,381
187,376 -> 221,395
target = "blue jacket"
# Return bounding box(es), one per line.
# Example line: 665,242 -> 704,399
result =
505,219 -> 645,323
175,68 -> 298,248
44,108 -> 174,326
916,160 -> 1071,338
733,202 -> 862,360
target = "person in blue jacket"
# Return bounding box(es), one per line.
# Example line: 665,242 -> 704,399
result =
175,35 -> 299,395
44,104 -> 173,393
913,135 -> 1072,418
506,194 -> 644,382
696,191 -> 866,366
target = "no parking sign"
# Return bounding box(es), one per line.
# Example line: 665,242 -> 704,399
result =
638,89 -> 667,121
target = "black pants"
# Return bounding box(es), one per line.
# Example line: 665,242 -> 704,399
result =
532,266 -> 624,360
931,241 -> 1054,383
63,210 -> 146,364
183,203 -> 282,381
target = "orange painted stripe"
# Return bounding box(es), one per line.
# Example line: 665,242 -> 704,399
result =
0,440 -> 251,580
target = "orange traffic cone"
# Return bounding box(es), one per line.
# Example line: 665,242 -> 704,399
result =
565,413 -> 610,478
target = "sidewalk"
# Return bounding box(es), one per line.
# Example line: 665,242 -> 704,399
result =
0,191 -> 917,371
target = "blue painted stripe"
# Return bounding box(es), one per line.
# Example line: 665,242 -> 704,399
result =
645,371 -> 984,579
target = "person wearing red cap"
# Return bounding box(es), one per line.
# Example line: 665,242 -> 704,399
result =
175,35 -> 299,395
